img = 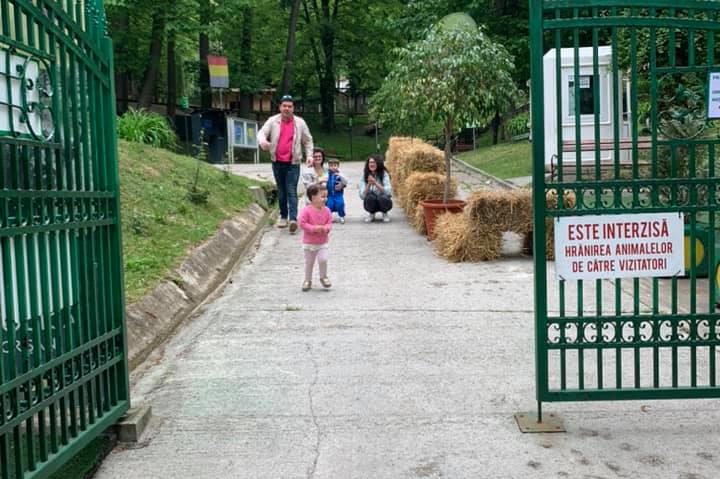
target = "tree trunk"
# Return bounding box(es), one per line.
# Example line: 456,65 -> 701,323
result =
137,10 -> 165,109
280,0 -> 301,95
319,73 -> 335,132
239,5 -> 253,117
199,0 -> 212,109
166,29 -> 177,118
319,22 -> 335,131
115,8 -> 129,114
302,0 -> 336,132
444,118 -> 453,203
491,110 -> 501,145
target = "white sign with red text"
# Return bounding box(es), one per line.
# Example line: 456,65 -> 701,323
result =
554,213 -> 684,280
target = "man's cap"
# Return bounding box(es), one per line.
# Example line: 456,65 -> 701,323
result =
280,94 -> 294,103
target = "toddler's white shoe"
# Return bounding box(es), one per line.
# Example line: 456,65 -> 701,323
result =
339,217 -> 345,224
382,213 -> 390,223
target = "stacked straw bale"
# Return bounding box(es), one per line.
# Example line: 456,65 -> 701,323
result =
466,190 -> 532,234
402,172 -> 457,212
390,141 -> 445,201
433,213 -> 502,262
412,203 -> 427,235
544,189 -> 577,260
433,189 -> 534,262
385,136 -> 414,176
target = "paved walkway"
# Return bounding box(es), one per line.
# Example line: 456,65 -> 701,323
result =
96,162 -> 720,479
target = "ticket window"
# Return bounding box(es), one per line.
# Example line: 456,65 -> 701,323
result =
565,73 -> 610,124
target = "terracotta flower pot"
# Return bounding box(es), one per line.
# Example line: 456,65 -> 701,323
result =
420,198 -> 467,240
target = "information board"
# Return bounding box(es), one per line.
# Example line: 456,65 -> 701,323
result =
227,117 -> 259,163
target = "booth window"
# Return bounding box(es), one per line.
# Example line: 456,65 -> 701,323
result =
568,75 -> 594,116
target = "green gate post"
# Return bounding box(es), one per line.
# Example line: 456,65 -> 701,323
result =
530,0 -> 549,427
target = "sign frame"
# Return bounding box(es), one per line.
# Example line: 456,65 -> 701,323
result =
554,212 -> 685,281
707,69 -> 720,120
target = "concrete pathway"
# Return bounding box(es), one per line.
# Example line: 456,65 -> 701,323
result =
96,161 -> 720,479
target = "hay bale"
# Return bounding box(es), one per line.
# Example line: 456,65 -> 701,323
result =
544,189 -> 576,260
411,203 -> 427,235
433,212 -> 502,262
385,136 -> 415,178
504,189 -> 533,234
545,188 -> 577,210
545,218 -> 556,260
395,142 -> 444,181
391,141 -> 445,199
466,190 -> 532,233
401,172 -> 457,214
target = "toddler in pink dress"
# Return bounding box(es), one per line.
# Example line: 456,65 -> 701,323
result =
298,184 -> 332,291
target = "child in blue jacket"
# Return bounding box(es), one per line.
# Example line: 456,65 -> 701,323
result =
325,158 -> 349,224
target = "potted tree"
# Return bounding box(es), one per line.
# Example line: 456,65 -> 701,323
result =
371,14 -> 517,237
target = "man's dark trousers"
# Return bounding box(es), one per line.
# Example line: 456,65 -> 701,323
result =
272,161 -> 300,221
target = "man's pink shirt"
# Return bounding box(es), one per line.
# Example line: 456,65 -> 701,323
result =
276,118 -> 294,163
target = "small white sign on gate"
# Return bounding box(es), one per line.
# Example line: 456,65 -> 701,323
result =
0,51 -> 41,138
709,71 -> 720,120
554,212 -> 684,280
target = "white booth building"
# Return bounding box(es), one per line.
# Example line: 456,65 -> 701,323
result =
541,46 -> 633,168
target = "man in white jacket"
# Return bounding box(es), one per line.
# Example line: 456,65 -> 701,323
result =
258,95 -> 314,234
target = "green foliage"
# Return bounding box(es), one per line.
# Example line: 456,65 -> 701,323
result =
371,22 -> 518,200
388,0 -> 529,86
372,24 -> 517,134
188,131 -> 211,204
117,108 -> 178,149
505,113 -> 529,137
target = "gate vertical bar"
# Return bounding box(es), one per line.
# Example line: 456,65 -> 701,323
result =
530,0 -> 548,420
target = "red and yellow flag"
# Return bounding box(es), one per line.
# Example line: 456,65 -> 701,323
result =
207,55 -> 229,88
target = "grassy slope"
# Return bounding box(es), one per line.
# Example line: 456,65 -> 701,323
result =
457,138 -> 532,179
119,140 -> 261,302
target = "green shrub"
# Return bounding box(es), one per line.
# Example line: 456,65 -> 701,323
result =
505,113 -> 529,137
117,108 -> 177,149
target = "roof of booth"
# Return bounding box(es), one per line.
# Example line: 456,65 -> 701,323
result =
544,45 -> 612,62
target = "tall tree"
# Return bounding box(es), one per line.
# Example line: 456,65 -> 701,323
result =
372,23 -> 517,201
114,6 -> 130,114
281,0 -> 301,95
137,7 -> 167,108
166,27 -> 177,118
301,0 -> 340,132
199,0 -> 212,109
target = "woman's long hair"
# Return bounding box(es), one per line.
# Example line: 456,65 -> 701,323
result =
363,154 -> 387,183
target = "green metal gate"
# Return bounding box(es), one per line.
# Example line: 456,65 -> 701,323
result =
0,1 -> 129,477
531,0 -> 720,416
